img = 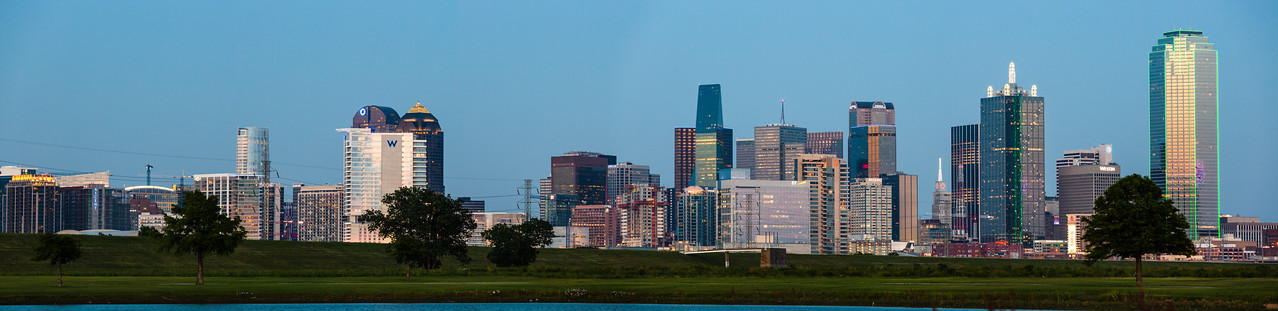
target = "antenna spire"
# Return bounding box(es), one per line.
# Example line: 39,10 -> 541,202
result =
1009,62 -> 1016,84
780,99 -> 786,124
937,158 -> 943,182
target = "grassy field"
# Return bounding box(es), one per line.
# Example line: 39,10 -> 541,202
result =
2,233 -> 1277,309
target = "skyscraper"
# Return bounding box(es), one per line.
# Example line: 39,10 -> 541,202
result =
752,124 -> 806,181
617,184 -> 667,248
694,84 -> 733,188
735,138 -> 755,172
1056,145 -> 1121,224
352,106 -> 401,133
549,151 -> 615,225
979,62 -> 1046,245
950,124 -> 979,241
674,186 -> 717,247
293,184 -> 343,242
848,178 -> 893,242
1150,30 -> 1219,239
931,158 -> 953,240
881,172 -> 918,243
798,154 -> 851,254
396,103 -> 445,194
236,127 -> 269,175
848,101 -> 896,179
194,173 -> 265,240
674,127 -> 696,191
606,162 -> 660,206
337,128 -> 414,243
805,131 -> 844,158
1,174 -> 60,233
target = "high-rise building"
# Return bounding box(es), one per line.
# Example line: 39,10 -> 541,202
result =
674,186 -> 717,247
607,162 -> 660,206
538,177 -> 552,219
1150,30 -> 1220,239
1056,145 -> 1121,219
798,154 -> 851,254
848,101 -> 896,179
931,158 -> 952,234
469,213 -> 528,246
457,197 -> 486,213
1221,216 -> 1278,247
337,127 -> 414,243
735,138 -> 756,172
694,84 -> 733,188
544,194 -> 579,227
352,105 -> 402,133
674,127 -> 696,191
979,62 -> 1046,245
752,124 -> 807,181
1,174 -> 60,233
193,173 -> 264,240
848,178 -> 893,242
881,172 -> 918,243
805,131 -> 844,158
59,184 -> 133,231
236,127 -> 269,175
294,184 -> 343,242
126,185 -> 179,230
617,184 -> 667,248
395,103 -> 445,194
571,204 -> 620,247
717,179 -> 809,253
549,151 -> 616,225
950,124 -> 980,240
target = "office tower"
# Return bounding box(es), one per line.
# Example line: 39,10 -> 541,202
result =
395,103 -> 445,194
805,131 -> 844,158
1056,145 -> 1121,218
950,124 -> 979,240
932,158 -> 952,230
338,127 -> 414,243
294,185 -> 343,242
571,204 -> 621,247
193,173 -> 264,239
717,179 -> 809,253
1220,216 -> 1278,246
545,194 -> 579,227
1150,30 -> 1219,239
848,178 -> 894,242
127,185 -> 179,230
752,124 -> 806,180
457,197 -> 486,213
1044,196 -> 1061,240
674,127 -> 696,191
848,101 -> 896,178
59,184 -> 132,231
278,202 -> 297,241
1,174 -> 60,233
549,151 -> 616,226
236,127 -> 269,175
798,154 -> 851,254
979,62 -> 1046,245
617,184 -> 667,247
538,177 -> 551,219
607,162 -> 660,206
881,172 -> 918,242
257,183 -> 283,240
352,105 -> 402,133
735,138 -> 756,171
694,84 -> 733,188
673,186 -> 717,247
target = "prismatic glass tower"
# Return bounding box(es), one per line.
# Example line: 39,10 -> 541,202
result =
1150,30 -> 1219,239
694,84 -> 732,188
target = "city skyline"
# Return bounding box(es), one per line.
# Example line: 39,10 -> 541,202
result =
2,2 -> 1276,221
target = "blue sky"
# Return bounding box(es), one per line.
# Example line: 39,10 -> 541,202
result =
2,1 -> 1275,221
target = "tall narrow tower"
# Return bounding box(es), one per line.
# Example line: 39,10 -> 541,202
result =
694,84 -> 733,188
979,62 -> 1046,245
1150,30 -> 1219,239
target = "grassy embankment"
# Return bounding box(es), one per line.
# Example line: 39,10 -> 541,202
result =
1,233 -> 1276,310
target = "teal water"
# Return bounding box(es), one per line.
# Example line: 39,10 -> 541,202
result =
0,303 -> 1011,310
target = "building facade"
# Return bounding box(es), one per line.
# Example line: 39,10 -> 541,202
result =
236,127 -> 269,175
805,131 -> 844,158
294,184 -> 344,242
848,178 -> 893,242
617,184 -> 667,248
194,173 -> 265,240
848,101 -> 896,179
338,128 -> 414,243
752,124 -> 806,181
395,103 -> 445,194
549,151 -> 615,225
931,158 -> 952,237
735,138 -> 755,172
674,186 -> 717,247
1149,30 -> 1219,239
881,173 -> 918,243
979,62 -> 1046,245
694,84 -> 733,188
673,127 -> 696,191
571,204 -> 621,247
606,162 -> 660,206
717,179 -> 809,253
798,154 -> 851,254
950,124 -> 980,241
1,174 -> 61,233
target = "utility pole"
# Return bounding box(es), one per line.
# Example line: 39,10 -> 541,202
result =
517,179 -> 536,219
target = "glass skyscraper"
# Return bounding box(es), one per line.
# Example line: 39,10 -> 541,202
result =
848,101 -> 896,179
694,84 -> 733,188
1150,30 -> 1219,239
752,123 -> 806,181
978,62 -> 1045,245
236,127 -> 269,175
950,124 -> 979,241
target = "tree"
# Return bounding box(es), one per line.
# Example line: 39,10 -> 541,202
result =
1082,174 -> 1195,289
31,233 -> 82,287
146,190 -> 247,285
483,219 -> 555,267
360,187 -> 476,281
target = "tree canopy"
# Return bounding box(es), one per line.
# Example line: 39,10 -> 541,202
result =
483,218 -> 555,267
360,187 -> 476,280
1082,174 -> 1195,288
31,233 -> 82,287
144,190 -> 247,285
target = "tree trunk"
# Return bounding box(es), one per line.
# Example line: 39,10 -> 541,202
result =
197,251 -> 205,286
405,264 -> 411,281
57,262 -> 63,288
1136,256 -> 1145,309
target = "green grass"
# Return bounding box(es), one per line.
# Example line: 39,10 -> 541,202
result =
3,233 -> 1277,309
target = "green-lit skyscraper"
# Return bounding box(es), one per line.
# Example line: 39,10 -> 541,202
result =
694,84 -> 733,188
979,62 -> 1046,245
1150,30 -> 1219,239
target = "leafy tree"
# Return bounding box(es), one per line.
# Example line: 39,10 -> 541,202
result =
1083,174 -> 1195,289
483,219 -> 555,267
360,187 -> 476,280
31,233 -> 82,287
146,190 -> 247,285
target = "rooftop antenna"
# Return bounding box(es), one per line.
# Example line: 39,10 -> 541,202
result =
1009,62 -> 1016,84
937,158 -> 943,182
146,164 -> 153,186
780,99 -> 786,124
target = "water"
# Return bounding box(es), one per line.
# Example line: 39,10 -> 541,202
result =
0,303 -> 1007,311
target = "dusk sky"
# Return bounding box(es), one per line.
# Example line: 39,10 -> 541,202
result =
2,1 -> 1275,221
